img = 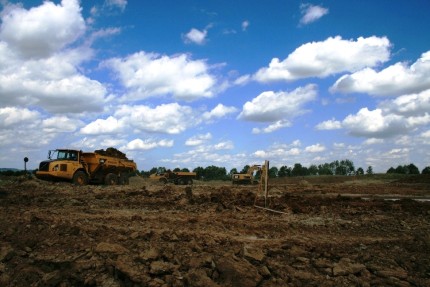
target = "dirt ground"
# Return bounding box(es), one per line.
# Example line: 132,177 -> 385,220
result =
0,175 -> 429,287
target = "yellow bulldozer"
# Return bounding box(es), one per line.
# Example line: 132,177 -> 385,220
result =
35,147 -> 137,185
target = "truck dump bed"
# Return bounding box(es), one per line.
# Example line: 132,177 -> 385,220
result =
81,152 -> 137,174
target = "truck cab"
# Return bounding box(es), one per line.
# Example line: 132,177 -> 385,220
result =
36,149 -> 82,182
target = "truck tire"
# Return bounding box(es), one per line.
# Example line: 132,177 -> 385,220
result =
119,174 -> 129,185
178,178 -> 185,185
73,171 -> 88,186
105,173 -> 118,185
187,179 -> 193,185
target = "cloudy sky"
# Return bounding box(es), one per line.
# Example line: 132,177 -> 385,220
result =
1,0 -> 429,173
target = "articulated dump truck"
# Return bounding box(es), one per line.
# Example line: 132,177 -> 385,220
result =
149,169 -> 196,185
36,148 -> 137,186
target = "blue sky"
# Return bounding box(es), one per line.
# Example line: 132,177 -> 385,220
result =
1,0 -> 430,173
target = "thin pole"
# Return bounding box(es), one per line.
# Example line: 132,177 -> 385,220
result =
264,160 -> 269,207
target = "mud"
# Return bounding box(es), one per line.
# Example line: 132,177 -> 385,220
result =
0,175 -> 429,286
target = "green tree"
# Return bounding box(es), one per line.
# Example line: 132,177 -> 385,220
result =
335,159 -> 355,175
356,167 -> 364,175
278,165 -> 291,177
192,166 -> 205,179
422,166 -> 430,174
318,163 -> 333,175
229,168 -> 238,175
240,165 -> 250,174
395,165 -> 407,174
268,166 -> 278,178
407,163 -> 420,174
203,165 -> 227,180
308,164 -> 318,175
386,167 -> 395,174
366,166 -> 373,175
292,163 -> 306,176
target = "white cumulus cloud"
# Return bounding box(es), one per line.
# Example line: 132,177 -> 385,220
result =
183,28 -> 208,45
124,138 -> 173,151
343,108 -> 408,138
0,0 -> 107,114
242,20 -> 250,31
42,116 -> 82,133
252,120 -> 292,134
80,116 -> 123,135
315,118 -> 342,130
104,52 -> 217,101
319,89 -> 430,138
299,4 -> 329,25
254,36 -> 390,82
238,84 -> 317,126
0,107 -> 40,127
185,133 -> 212,146
305,143 -> 326,153
331,51 -> 430,96
114,103 -> 197,134
202,104 -> 238,121
0,0 -> 85,59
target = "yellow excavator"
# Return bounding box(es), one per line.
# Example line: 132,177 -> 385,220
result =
231,165 -> 262,185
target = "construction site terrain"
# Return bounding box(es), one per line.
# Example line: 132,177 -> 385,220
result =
0,175 -> 429,287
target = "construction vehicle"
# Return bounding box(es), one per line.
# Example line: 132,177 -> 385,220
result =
231,165 -> 262,185
149,168 -> 196,185
35,147 -> 137,185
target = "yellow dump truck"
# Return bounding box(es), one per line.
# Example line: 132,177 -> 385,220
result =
35,148 -> 137,185
149,169 -> 196,185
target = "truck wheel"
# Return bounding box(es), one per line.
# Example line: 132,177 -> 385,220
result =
119,174 -> 129,185
105,173 -> 118,185
73,171 -> 88,186
178,178 -> 185,185
187,179 -> 193,185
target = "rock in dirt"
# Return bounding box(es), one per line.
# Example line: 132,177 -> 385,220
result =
113,257 -> 145,283
333,258 -> 366,276
216,255 -> 262,287
139,247 -> 160,261
186,269 -> 220,287
242,245 -> 265,263
259,265 -> 271,278
376,267 -> 408,279
149,260 -> 174,275
0,244 -> 15,262
95,242 -> 129,255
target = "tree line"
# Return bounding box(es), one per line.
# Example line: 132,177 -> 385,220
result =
386,164 -> 430,175
1,160 -> 428,179
139,159 -> 430,181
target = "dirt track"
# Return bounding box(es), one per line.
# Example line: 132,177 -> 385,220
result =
0,175 -> 429,286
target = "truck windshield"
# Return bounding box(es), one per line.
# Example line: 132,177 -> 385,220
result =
57,151 -> 68,159
49,150 -> 78,161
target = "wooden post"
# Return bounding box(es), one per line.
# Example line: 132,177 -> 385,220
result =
264,160 -> 269,207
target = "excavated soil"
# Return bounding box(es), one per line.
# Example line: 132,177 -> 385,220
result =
0,175 -> 429,287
